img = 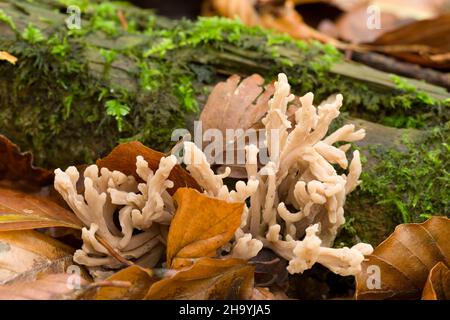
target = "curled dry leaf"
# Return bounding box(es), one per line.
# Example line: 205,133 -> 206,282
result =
146,257 -> 254,300
0,51 -> 17,65
250,248 -> 288,287
95,265 -> 156,300
96,141 -> 201,195
0,230 -> 74,284
204,0 -> 338,44
0,186 -> 82,231
422,262 -> 450,300
166,188 -> 244,267
370,14 -> 450,68
0,135 -> 53,186
0,273 -> 89,300
356,216 -> 450,300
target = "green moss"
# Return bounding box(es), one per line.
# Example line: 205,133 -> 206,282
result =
337,125 -> 450,246
361,126 -> 449,222
21,24 -> 45,43
391,75 -> 437,106
105,100 -> 130,132
0,8 -> 16,31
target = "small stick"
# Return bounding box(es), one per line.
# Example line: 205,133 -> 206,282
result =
117,10 -> 129,31
95,234 -> 134,267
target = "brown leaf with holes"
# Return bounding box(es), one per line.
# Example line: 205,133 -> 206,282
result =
0,230 -> 74,285
200,74 -> 300,177
0,135 -> 53,186
0,51 -> 17,65
96,141 -> 200,195
422,262 -> 450,300
166,188 -> 244,267
0,273 -> 90,300
200,74 -> 273,138
146,258 -> 254,300
0,186 -> 82,231
356,216 -> 450,300
95,265 -> 156,300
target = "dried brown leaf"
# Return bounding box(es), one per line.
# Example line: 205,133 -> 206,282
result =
0,135 -> 53,186
0,273 -> 89,300
370,14 -> 450,68
146,258 -> 254,300
0,186 -> 82,231
0,51 -> 17,65
205,0 -> 339,44
356,216 -> 450,300
96,141 -> 200,195
422,262 -> 450,300
200,74 -> 273,138
0,230 -> 74,284
251,286 -> 289,300
166,188 -> 244,267
95,265 -> 156,300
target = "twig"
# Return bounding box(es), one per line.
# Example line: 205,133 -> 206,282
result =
350,51 -> 450,90
117,10 -> 129,31
95,234 -> 134,267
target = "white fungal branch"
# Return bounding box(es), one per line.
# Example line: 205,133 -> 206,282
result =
54,156 -> 177,269
180,73 -> 372,276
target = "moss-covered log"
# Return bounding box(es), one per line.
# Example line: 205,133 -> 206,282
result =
0,0 -> 448,245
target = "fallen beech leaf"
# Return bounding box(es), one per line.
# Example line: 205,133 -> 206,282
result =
166,188 -> 244,267
422,262 -> 450,300
96,141 -> 200,195
356,216 -> 450,300
0,230 -> 74,284
0,135 -> 53,186
370,14 -> 450,68
0,273 -> 89,300
0,51 -> 17,65
204,0 -> 338,44
251,286 -> 289,300
95,265 -> 156,300
146,258 -> 254,300
200,74 -> 299,177
200,74 -> 273,141
335,6 -> 410,43
0,187 -> 82,231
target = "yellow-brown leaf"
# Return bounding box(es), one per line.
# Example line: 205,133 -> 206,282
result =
0,230 -> 74,284
166,188 -> 244,267
0,187 -> 82,231
0,51 -> 17,65
95,265 -> 156,300
146,258 -> 254,300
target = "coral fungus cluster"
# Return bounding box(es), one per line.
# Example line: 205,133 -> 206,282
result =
54,73 -> 373,276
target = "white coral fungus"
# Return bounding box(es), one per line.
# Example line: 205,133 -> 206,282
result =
54,156 -> 176,268
54,73 -> 372,276
180,73 -> 372,276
